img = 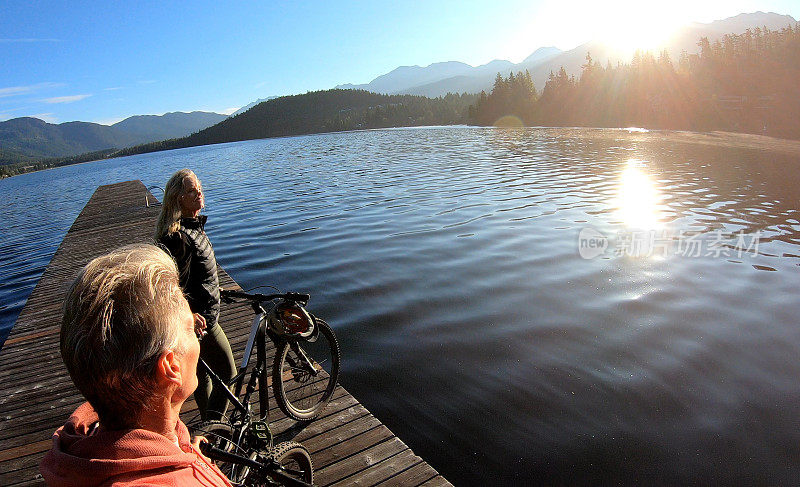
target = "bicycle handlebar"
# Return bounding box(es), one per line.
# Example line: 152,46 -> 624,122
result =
199,442 -> 313,487
221,288 -> 310,305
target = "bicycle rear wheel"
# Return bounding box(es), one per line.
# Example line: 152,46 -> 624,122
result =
273,318 -> 340,421
193,421 -> 251,484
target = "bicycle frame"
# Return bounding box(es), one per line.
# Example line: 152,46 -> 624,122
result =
197,299 -> 276,424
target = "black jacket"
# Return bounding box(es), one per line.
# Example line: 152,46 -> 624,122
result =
159,215 -> 220,328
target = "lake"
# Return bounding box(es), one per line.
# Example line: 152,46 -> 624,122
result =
1,126 -> 799,485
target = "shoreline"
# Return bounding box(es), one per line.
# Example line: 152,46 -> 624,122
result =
4,124 -> 800,181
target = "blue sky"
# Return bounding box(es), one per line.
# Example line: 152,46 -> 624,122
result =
2,0 -> 798,125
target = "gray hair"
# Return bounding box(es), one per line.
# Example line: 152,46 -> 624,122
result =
61,244 -> 187,429
155,168 -> 199,240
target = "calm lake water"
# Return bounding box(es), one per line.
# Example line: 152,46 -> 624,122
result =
1,126 -> 799,485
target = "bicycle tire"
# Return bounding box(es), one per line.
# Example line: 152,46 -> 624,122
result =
273,317 -> 341,421
267,441 -> 313,485
193,420 -> 250,484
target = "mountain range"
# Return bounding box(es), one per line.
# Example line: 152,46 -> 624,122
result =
0,111 -> 226,164
335,11 -> 796,97
110,111 -> 227,144
2,11 -> 796,168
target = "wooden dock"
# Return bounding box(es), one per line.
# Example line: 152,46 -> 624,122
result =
0,180 -> 451,487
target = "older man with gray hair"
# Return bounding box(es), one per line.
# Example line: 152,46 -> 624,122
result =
40,244 -> 231,486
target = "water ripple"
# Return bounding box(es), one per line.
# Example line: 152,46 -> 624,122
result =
1,127 -> 800,485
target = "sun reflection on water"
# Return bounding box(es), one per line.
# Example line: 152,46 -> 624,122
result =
614,159 -> 664,229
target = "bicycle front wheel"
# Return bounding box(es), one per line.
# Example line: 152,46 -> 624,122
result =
273,318 -> 341,421
268,441 -> 313,485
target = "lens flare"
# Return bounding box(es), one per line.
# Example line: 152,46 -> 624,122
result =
494,115 -> 525,128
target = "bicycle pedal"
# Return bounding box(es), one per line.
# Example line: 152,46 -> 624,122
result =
249,421 -> 273,449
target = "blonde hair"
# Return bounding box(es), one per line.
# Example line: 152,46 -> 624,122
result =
61,244 -> 188,429
155,168 -> 198,240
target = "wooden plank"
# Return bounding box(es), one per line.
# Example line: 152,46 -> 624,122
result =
2,328 -> 58,346
0,448 -> 50,478
297,410 -> 377,448
0,441 -> 51,464
7,478 -> 45,487
308,420 -> 389,465
374,461 -> 440,486
0,466 -> 43,487
0,399 -> 84,447
315,437 -> 409,485
0,180 -> 450,487
329,449 -> 424,487
314,426 -> 398,472
419,475 -> 452,487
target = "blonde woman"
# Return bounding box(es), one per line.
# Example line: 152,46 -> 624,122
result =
156,169 -> 235,421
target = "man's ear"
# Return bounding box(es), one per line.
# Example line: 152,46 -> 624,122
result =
156,349 -> 182,386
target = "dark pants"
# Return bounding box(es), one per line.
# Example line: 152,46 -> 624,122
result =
196,323 -> 236,421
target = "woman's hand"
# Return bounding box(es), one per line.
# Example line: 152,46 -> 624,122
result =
193,313 -> 207,338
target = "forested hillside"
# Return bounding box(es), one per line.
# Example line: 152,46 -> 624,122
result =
0,111 -> 226,167
471,26 -> 800,139
115,90 -> 476,157
0,118 -> 138,164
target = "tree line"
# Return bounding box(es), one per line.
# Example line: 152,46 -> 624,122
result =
0,149 -> 117,178
115,90 -> 477,158
470,25 -> 800,139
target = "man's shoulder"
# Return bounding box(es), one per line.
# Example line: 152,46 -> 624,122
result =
100,455 -> 230,487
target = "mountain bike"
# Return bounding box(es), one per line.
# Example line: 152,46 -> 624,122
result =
191,288 -> 341,485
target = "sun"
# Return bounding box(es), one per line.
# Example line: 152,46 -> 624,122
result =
595,2 -> 684,56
